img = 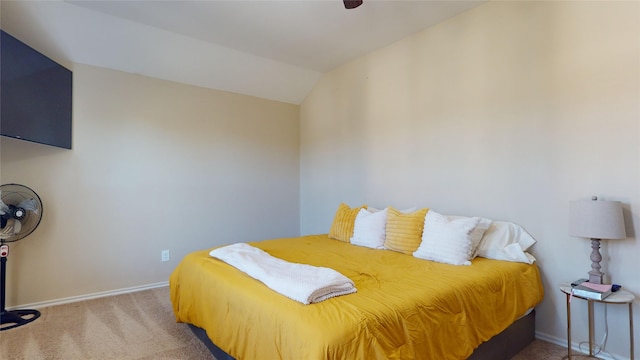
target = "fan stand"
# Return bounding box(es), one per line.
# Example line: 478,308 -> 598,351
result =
0,244 -> 41,331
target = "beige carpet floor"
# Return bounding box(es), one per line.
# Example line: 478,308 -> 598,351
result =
1,286 -> 567,359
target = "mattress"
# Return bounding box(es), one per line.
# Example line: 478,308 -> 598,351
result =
170,234 -> 544,360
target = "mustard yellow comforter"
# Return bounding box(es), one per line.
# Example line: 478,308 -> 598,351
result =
170,235 -> 544,360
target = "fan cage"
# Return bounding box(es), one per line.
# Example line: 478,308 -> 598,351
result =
0,184 -> 43,243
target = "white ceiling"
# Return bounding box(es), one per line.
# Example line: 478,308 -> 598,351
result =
3,0 -> 486,104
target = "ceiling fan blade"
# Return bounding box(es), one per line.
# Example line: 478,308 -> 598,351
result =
344,0 -> 363,9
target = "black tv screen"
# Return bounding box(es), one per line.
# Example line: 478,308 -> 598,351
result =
1,30 -> 72,149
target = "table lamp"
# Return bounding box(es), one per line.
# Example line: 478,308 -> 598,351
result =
569,196 -> 626,284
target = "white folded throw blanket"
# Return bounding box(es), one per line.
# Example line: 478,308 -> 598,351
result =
209,243 -> 357,305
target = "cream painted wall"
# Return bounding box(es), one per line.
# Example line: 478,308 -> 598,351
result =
1,64 -> 300,306
300,1 -> 639,359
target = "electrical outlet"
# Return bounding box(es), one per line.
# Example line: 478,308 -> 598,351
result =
161,249 -> 170,262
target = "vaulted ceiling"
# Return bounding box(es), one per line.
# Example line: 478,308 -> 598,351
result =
2,1 -> 486,104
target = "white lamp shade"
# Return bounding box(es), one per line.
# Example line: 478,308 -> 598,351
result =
569,199 -> 626,240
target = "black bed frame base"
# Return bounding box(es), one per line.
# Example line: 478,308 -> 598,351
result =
189,324 -> 235,360
468,309 -> 536,360
188,309 -> 536,360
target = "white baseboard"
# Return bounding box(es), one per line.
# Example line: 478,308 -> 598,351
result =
6,281 -> 169,311
535,331 -> 628,360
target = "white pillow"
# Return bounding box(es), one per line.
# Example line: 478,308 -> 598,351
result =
475,221 -> 537,264
369,206 -> 416,213
350,208 -> 388,249
447,215 -> 492,258
413,210 -> 481,265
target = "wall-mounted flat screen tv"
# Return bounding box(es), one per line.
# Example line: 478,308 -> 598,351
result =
1,30 -> 72,149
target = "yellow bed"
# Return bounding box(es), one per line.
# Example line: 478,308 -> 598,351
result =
170,234 -> 544,360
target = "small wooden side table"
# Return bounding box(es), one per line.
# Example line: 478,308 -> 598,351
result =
559,283 -> 635,360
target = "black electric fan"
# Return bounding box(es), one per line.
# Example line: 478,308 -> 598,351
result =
0,183 -> 43,331
343,0 -> 363,9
